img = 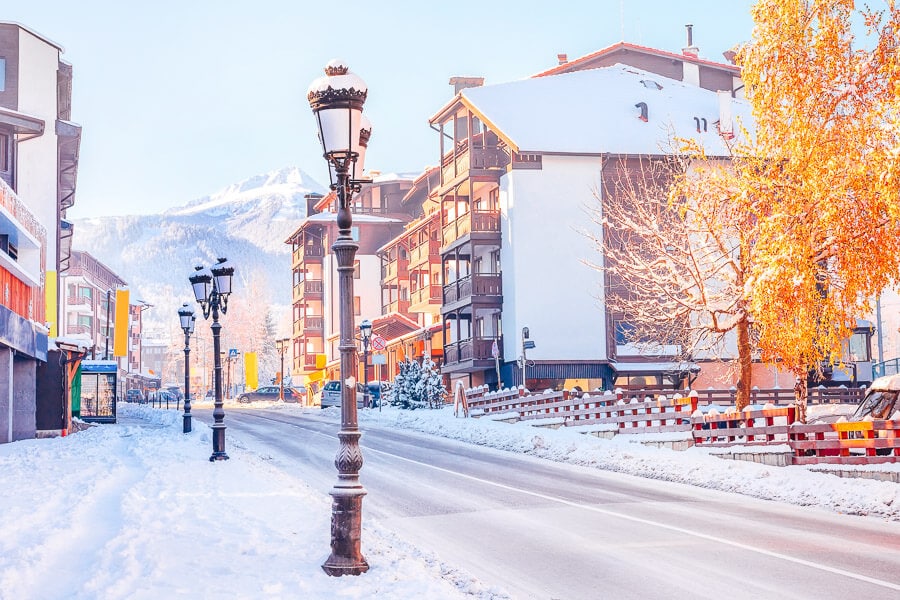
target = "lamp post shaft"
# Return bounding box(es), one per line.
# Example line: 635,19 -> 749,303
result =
280,348 -> 285,401
322,160 -> 368,576
183,332 -> 192,433
210,297 -> 228,461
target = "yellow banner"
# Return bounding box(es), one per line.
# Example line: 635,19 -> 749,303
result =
244,352 -> 258,390
113,289 -> 129,357
44,271 -> 57,337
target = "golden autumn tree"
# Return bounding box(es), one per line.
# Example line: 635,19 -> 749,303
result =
593,153 -> 759,411
594,1 -> 900,418
737,0 -> 900,421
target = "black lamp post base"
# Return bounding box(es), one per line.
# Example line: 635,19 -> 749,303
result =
210,424 -> 228,461
183,414 -> 192,434
322,491 -> 368,576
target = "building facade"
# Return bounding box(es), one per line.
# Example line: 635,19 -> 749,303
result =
0,23 -> 81,442
428,43 -> 750,392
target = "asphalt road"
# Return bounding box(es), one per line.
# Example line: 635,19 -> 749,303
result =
198,406 -> 900,600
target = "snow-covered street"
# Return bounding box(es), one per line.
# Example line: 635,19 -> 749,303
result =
1,401 -> 898,599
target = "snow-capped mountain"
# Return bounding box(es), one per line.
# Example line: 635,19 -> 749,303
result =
71,166 -> 327,335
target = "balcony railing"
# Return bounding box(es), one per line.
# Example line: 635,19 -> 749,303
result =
442,210 -> 500,247
293,244 -> 325,264
383,298 -> 411,315
66,324 -> 90,335
408,239 -> 440,265
382,258 -> 408,281
410,285 -> 442,308
440,143 -> 507,185
443,336 -> 501,365
443,273 -> 502,305
300,315 -> 324,331
293,279 -> 324,301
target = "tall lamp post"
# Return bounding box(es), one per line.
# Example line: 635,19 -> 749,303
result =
189,258 -> 235,461
275,337 -> 290,401
308,59 -> 372,576
359,319 -> 372,408
178,303 -> 196,433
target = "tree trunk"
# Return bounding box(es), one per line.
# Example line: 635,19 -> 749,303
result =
793,375 -> 808,424
735,316 -> 753,411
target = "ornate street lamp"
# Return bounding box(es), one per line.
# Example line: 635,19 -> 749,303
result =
308,58 -> 371,576
189,257 -> 235,461
275,337 -> 290,401
359,319 -> 372,408
178,303 -> 196,433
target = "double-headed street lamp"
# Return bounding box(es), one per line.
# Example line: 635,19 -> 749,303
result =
308,59 -> 372,576
275,337 -> 290,401
359,319 -> 372,408
189,257 -> 235,462
178,303 -> 196,433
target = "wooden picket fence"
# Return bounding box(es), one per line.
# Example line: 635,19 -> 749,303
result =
464,385 -> 899,466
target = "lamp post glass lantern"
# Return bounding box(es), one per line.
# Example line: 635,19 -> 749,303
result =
308,59 -> 372,576
178,303 -> 196,433
189,258 -> 234,461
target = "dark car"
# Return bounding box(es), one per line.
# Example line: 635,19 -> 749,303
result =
126,389 -> 144,403
238,385 -> 306,404
320,380 -> 388,409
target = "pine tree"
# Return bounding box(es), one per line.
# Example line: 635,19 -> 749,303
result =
389,358 -> 447,409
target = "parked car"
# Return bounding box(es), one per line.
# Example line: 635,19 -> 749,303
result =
320,380 -> 385,409
320,380 -> 342,408
358,381 -> 391,407
126,389 -> 144,403
238,385 -> 306,404
164,385 -> 184,401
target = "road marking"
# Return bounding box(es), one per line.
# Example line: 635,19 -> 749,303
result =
237,412 -> 900,592
366,446 -> 900,592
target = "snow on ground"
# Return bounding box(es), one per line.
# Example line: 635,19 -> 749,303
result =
0,403 -> 507,600
2,400 -> 897,600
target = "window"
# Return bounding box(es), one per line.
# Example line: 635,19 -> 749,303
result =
353,296 -> 361,315
0,58 -> 5,92
353,260 -> 360,279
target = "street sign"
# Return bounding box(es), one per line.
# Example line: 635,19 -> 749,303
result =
523,340 -> 536,350
371,335 -> 387,351
491,339 -> 499,358
228,348 -> 239,358
372,352 -> 387,365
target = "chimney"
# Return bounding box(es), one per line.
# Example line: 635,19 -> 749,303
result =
557,53 -> 568,65
682,24 -> 699,58
449,76 -> 484,95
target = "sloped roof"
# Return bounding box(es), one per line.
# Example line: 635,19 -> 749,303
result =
457,64 -> 753,156
532,41 -> 740,78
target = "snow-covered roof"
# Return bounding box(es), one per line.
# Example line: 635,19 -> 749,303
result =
457,64 -> 753,156
610,361 -> 699,373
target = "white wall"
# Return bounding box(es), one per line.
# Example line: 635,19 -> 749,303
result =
500,155 -> 608,362
14,29 -> 60,270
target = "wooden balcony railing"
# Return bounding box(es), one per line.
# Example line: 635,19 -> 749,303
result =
293,244 -> 325,265
408,239 -> 441,265
383,299 -> 411,315
442,210 -> 500,247
443,336 -> 501,365
443,273 -> 502,305
300,315 -> 324,331
410,285 -> 442,308
293,279 -> 324,301
440,143 -> 507,185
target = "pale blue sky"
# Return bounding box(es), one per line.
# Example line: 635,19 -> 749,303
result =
6,0 -> 755,217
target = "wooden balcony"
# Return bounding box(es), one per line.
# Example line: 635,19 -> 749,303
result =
408,239 -> 441,266
409,285 -> 442,312
442,210 -> 500,247
443,273 -> 502,305
383,298 -> 411,315
443,336 -> 502,365
440,143 -> 507,187
293,279 -> 324,302
382,257 -> 408,282
293,244 -> 325,265
293,316 -> 324,337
